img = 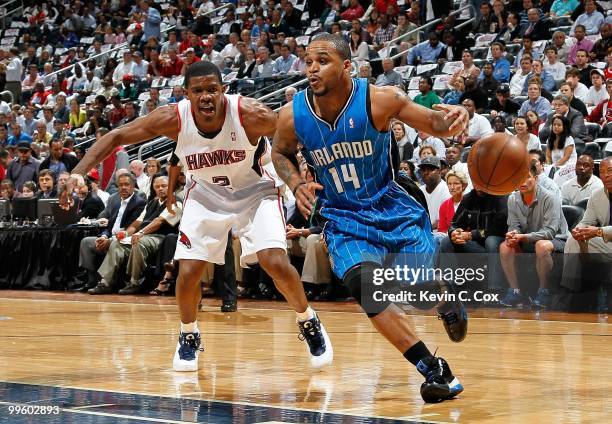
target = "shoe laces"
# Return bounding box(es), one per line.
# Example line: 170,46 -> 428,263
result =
298,318 -> 321,342
179,333 -> 204,359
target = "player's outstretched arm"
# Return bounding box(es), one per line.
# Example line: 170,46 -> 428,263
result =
272,104 -> 321,217
371,86 -> 469,138
239,96 -> 277,140
72,106 -> 179,176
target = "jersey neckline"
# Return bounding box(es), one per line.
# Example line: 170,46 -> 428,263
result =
304,79 -> 356,132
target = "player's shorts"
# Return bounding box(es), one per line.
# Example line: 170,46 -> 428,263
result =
322,182 -> 437,280
174,179 -> 287,267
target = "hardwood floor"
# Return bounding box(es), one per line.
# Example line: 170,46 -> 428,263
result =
0,292 -> 610,423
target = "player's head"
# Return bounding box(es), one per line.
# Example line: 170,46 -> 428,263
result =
305,33 -> 352,97
184,61 -> 225,119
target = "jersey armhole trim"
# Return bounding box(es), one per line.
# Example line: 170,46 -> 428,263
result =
175,104 -> 181,133
238,96 -> 245,128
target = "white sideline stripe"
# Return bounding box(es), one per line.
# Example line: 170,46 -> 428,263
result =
1,296 -> 609,326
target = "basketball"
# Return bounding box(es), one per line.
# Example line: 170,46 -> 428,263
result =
467,133 -> 531,195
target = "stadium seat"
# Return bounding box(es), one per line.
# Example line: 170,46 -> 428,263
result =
583,142 -> 602,159
574,199 -> 588,210
562,205 -> 585,230
585,122 -> 601,141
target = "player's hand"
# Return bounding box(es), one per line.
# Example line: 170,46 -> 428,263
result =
432,103 -> 469,137
166,192 -> 176,215
294,182 -> 323,218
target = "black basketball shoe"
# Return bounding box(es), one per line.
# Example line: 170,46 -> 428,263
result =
297,314 -> 333,368
437,281 -> 468,343
417,356 -> 464,403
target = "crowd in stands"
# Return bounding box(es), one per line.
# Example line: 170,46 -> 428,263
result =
0,0 -> 610,312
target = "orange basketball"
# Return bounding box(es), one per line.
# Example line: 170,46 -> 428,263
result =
467,133 -> 531,195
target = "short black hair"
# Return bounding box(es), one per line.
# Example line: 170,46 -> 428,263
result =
528,149 -> 546,164
311,33 -> 351,61
184,61 -> 223,88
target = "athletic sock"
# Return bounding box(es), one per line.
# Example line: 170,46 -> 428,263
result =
403,341 -> 434,366
181,321 -> 199,333
513,288 -> 521,294
296,306 -> 316,322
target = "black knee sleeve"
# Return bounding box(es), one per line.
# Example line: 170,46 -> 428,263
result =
343,262 -> 390,318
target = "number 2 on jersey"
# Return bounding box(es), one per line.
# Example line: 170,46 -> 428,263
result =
328,163 -> 361,193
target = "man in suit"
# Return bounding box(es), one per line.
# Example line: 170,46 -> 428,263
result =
538,94 -> 588,144
78,173 -> 146,291
75,178 -> 105,219
520,8 -> 552,41
36,169 -> 58,199
89,175 -> 182,295
561,157 -> 612,292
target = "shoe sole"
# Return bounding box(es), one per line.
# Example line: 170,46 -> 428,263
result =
309,319 -> 333,369
421,377 -> 464,403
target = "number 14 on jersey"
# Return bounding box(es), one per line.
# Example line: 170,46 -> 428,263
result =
328,163 -> 361,193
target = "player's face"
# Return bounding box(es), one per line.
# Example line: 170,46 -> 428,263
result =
186,75 -> 225,119
305,41 -> 350,97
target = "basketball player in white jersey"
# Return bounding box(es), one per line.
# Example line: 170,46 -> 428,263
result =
72,61 -> 333,372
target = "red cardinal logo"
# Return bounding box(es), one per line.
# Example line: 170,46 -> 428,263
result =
179,231 -> 192,249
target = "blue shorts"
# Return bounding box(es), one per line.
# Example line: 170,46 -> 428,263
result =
322,182 -> 437,279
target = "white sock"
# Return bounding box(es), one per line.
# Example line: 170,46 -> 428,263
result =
297,306 -> 316,322
513,288 -> 520,294
181,321 -> 199,333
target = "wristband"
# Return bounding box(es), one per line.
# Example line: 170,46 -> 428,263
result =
292,182 -> 306,196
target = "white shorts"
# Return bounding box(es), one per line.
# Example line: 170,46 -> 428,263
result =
174,180 -> 287,267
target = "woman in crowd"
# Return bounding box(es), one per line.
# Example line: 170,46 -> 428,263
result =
349,30 -> 369,60
392,120 -> 414,162
492,115 -> 514,135
69,98 -> 87,129
525,110 -> 541,136
545,114 -> 577,167
20,181 -> 37,198
514,116 -> 542,151
438,170 -> 469,234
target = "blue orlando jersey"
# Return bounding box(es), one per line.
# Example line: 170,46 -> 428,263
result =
293,78 -> 393,210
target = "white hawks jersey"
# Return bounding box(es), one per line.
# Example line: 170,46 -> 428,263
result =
173,95 -> 282,195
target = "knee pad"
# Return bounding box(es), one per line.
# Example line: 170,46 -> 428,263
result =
343,262 -> 390,318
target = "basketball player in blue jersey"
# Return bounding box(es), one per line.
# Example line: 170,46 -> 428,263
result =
272,34 -> 470,403
70,62 -> 332,372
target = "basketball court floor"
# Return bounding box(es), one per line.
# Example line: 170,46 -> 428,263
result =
0,291 -> 610,423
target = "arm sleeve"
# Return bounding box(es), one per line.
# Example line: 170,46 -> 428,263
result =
525,195 -> 560,242
507,197 -> 522,233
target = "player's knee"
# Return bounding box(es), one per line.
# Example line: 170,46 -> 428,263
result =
257,248 -> 290,278
343,262 -> 390,318
176,260 -> 205,286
